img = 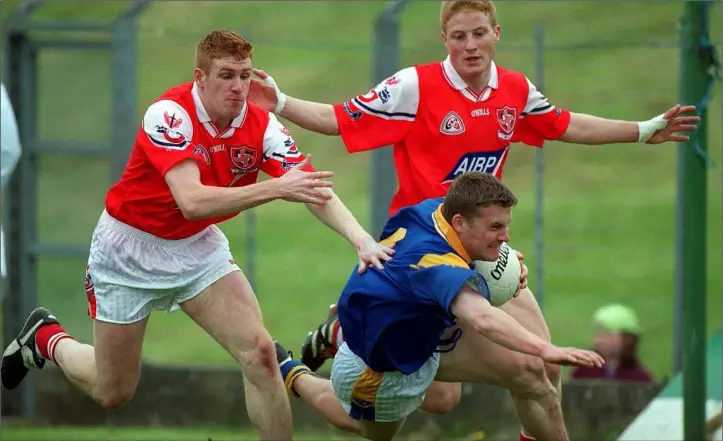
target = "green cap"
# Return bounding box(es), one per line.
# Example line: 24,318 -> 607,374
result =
593,304 -> 641,335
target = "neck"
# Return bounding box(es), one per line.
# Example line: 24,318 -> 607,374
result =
460,64 -> 491,94
197,89 -> 232,131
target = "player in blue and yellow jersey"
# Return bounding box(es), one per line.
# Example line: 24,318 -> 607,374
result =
276,172 -> 603,441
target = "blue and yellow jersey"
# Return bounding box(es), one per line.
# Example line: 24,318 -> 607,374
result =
337,197 -> 490,375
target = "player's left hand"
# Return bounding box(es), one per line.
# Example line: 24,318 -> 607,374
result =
249,68 -> 283,113
513,250 -> 528,298
355,236 -> 395,274
646,104 -> 700,144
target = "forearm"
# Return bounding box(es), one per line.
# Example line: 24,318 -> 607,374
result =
471,306 -> 551,358
279,96 -> 339,136
306,188 -> 371,248
559,112 -> 639,145
183,179 -> 282,220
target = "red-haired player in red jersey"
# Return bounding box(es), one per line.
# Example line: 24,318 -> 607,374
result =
247,1 -> 699,440
1,30 -> 393,441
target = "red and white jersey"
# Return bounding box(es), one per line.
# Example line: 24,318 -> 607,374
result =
332,57 -> 571,216
105,81 -> 310,240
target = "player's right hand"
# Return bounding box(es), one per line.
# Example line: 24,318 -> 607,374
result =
277,155 -> 334,205
539,345 -> 605,368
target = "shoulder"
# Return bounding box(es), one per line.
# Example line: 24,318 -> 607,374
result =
143,99 -> 194,135
144,82 -> 195,127
495,64 -> 531,91
351,66 -> 420,116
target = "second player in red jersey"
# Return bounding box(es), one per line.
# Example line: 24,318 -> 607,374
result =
331,57 -> 571,215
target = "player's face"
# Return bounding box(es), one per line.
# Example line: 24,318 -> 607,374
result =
195,56 -> 252,123
441,9 -> 500,82
454,204 -> 511,262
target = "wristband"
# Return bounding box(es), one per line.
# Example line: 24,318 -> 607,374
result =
262,75 -> 287,114
637,113 -> 668,143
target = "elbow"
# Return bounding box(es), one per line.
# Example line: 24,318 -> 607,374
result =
175,193 -> 207,221
320,109 -> 340,136
322,124 -> 340,136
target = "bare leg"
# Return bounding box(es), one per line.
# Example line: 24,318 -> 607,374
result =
180,271 -> 293,441
419,380 -> 462,415
54,318 -> 148,409
293,373 -> 362,435
437,306 -> 569,441
501,288 -> 564,435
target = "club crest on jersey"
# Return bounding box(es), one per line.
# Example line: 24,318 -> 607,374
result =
441,148 -> 508,183
496,106 -> 517,140
230,145 -> 258,173
440,111 -> 465,135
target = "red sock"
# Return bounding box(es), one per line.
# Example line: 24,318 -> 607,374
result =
35,324 -> 74,364
520,432 -> 536,441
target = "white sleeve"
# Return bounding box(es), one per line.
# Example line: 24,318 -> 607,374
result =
347,66 -> 420,121
261,113 -> 306,177
522,77 -> 557,117
141,99 -> 194,151
1,83 -> 22,189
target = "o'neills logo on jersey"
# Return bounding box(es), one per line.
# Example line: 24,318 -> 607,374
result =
496,106 -> 517,140
441,148 -> 508,184
230,145 -> 259,174
440,111 -> 465,135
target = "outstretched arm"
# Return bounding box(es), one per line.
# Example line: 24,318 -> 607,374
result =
166,157 -> 333,220
250,69 -> 339,135
450,283 -> 604,367
516,77 -> 700,147
306,187 -> 394,272
249,68 -> 417,153
560,105 -> 700,145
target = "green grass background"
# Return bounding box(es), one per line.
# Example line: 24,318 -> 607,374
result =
1,1 -> 721,385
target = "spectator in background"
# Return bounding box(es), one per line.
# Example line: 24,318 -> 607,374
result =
571,304 -> 653,383
1,82 -> 23,286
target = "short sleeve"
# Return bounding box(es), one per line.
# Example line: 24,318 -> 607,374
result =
512,77 -> 571,147
407,252 -> 490,315
332,67 -> 419,153
259,113 -> 314,177
139,99 -> 209,176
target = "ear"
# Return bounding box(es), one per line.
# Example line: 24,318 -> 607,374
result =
194,67 -> 204,85
451,213 -> 466,233
493,25 -> 501,44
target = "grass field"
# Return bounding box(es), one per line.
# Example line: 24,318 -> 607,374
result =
2,1 -> 721,386
1,424 -> 360,441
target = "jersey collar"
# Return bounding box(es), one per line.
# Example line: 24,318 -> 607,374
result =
432,204 -> 472,264
442,56 -> 498,102
191,81 -> 247,131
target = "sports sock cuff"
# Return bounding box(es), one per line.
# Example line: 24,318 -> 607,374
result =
35,324 -> 73,363
520,431 -> 537,441
280,360 -> 311,397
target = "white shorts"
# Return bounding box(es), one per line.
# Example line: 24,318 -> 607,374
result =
330,342 -> 439,423
85,210 -> 241,324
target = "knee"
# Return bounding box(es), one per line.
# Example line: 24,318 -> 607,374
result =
235,332 -> 278,381
96,387 -> 135,409
421,385 -> 461,415
505,356 -> 555,399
